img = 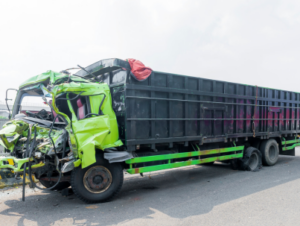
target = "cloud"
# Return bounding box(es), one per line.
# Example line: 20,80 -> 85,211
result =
0,0 -> 300,102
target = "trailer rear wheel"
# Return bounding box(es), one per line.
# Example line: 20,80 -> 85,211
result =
260,139 -> 279,166
238,147 -> 262,171
71,162 -> 123,203
248,151 -> 259,171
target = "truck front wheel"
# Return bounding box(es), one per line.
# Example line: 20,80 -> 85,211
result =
71,162 -> 123,203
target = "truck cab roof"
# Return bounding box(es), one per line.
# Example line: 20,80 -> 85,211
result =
75,58 -> 131,79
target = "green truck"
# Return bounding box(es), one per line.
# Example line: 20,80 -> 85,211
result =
0,58 -> 299,203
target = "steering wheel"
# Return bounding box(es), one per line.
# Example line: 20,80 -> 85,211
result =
83,113 -> 100,119
36,109 -> 50,120
26,111 -> 43,119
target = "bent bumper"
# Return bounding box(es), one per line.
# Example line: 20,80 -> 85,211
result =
0,156 -> 45,172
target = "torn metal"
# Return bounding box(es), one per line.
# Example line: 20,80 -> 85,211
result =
104,150 -> 133,163
0,70 -> 123,183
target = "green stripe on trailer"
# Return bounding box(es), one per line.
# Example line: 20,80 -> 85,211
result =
126,146 -> 244,164
282,139 -> 300,145
282,143 -> 300,151
126,146 -> 244,174
281,138 -> 300,151
127,153 -> 243,174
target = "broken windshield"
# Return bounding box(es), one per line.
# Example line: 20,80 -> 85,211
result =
18,95 -> 51,119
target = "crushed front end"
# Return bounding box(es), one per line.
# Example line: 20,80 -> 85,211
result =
0,118 -> 67,174
0,70 -> 123,192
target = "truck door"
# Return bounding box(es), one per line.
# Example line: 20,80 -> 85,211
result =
66,94 -> 111,168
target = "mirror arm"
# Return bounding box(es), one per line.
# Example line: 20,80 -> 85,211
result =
5,88 -> 18,119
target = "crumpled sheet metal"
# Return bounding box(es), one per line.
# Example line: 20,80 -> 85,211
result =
104,151 -> 133,163
62,83 -> 123,169
0,70 -> 124,172
72,116 -> 110,168
0,120 -> 28,150
69,109 -> 122,168
19,70 -> 89,89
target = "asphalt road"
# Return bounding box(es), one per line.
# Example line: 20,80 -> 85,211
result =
1,149 -> 300,226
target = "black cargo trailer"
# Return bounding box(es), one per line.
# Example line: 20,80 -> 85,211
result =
76,58 -> 300,158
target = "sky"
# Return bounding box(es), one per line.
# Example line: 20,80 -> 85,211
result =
0,0 -> 300,103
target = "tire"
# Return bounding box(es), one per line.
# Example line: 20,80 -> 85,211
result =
260,139 -> 279,166
39,180 -> 70,191
238,147 -> 262,171
71,160 -> 123,203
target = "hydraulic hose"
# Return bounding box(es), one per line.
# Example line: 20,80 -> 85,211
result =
22,101 -> 70,200
48,115 -> 59,155
22,163 -> 26,201
27,118 -> 63,191
28,161 -> 62,191
22,125 -> 32,201
61,129 -> 67,158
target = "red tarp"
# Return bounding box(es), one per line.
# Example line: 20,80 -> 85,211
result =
126,58 -> 152,81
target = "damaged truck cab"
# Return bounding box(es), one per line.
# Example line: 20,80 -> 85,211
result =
0,65 -> 126,202
1,58 -> 297,203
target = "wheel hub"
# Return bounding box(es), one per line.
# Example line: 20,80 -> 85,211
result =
269,145 -> 276,161
93,175 -> 103,184
83,166 -> 112,193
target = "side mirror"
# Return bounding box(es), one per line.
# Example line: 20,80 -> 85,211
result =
5,88 -> 18,119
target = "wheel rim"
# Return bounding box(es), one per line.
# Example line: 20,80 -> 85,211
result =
269,145 -> 276,161
248,152 -> 259,170
83,166 -> 113,194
